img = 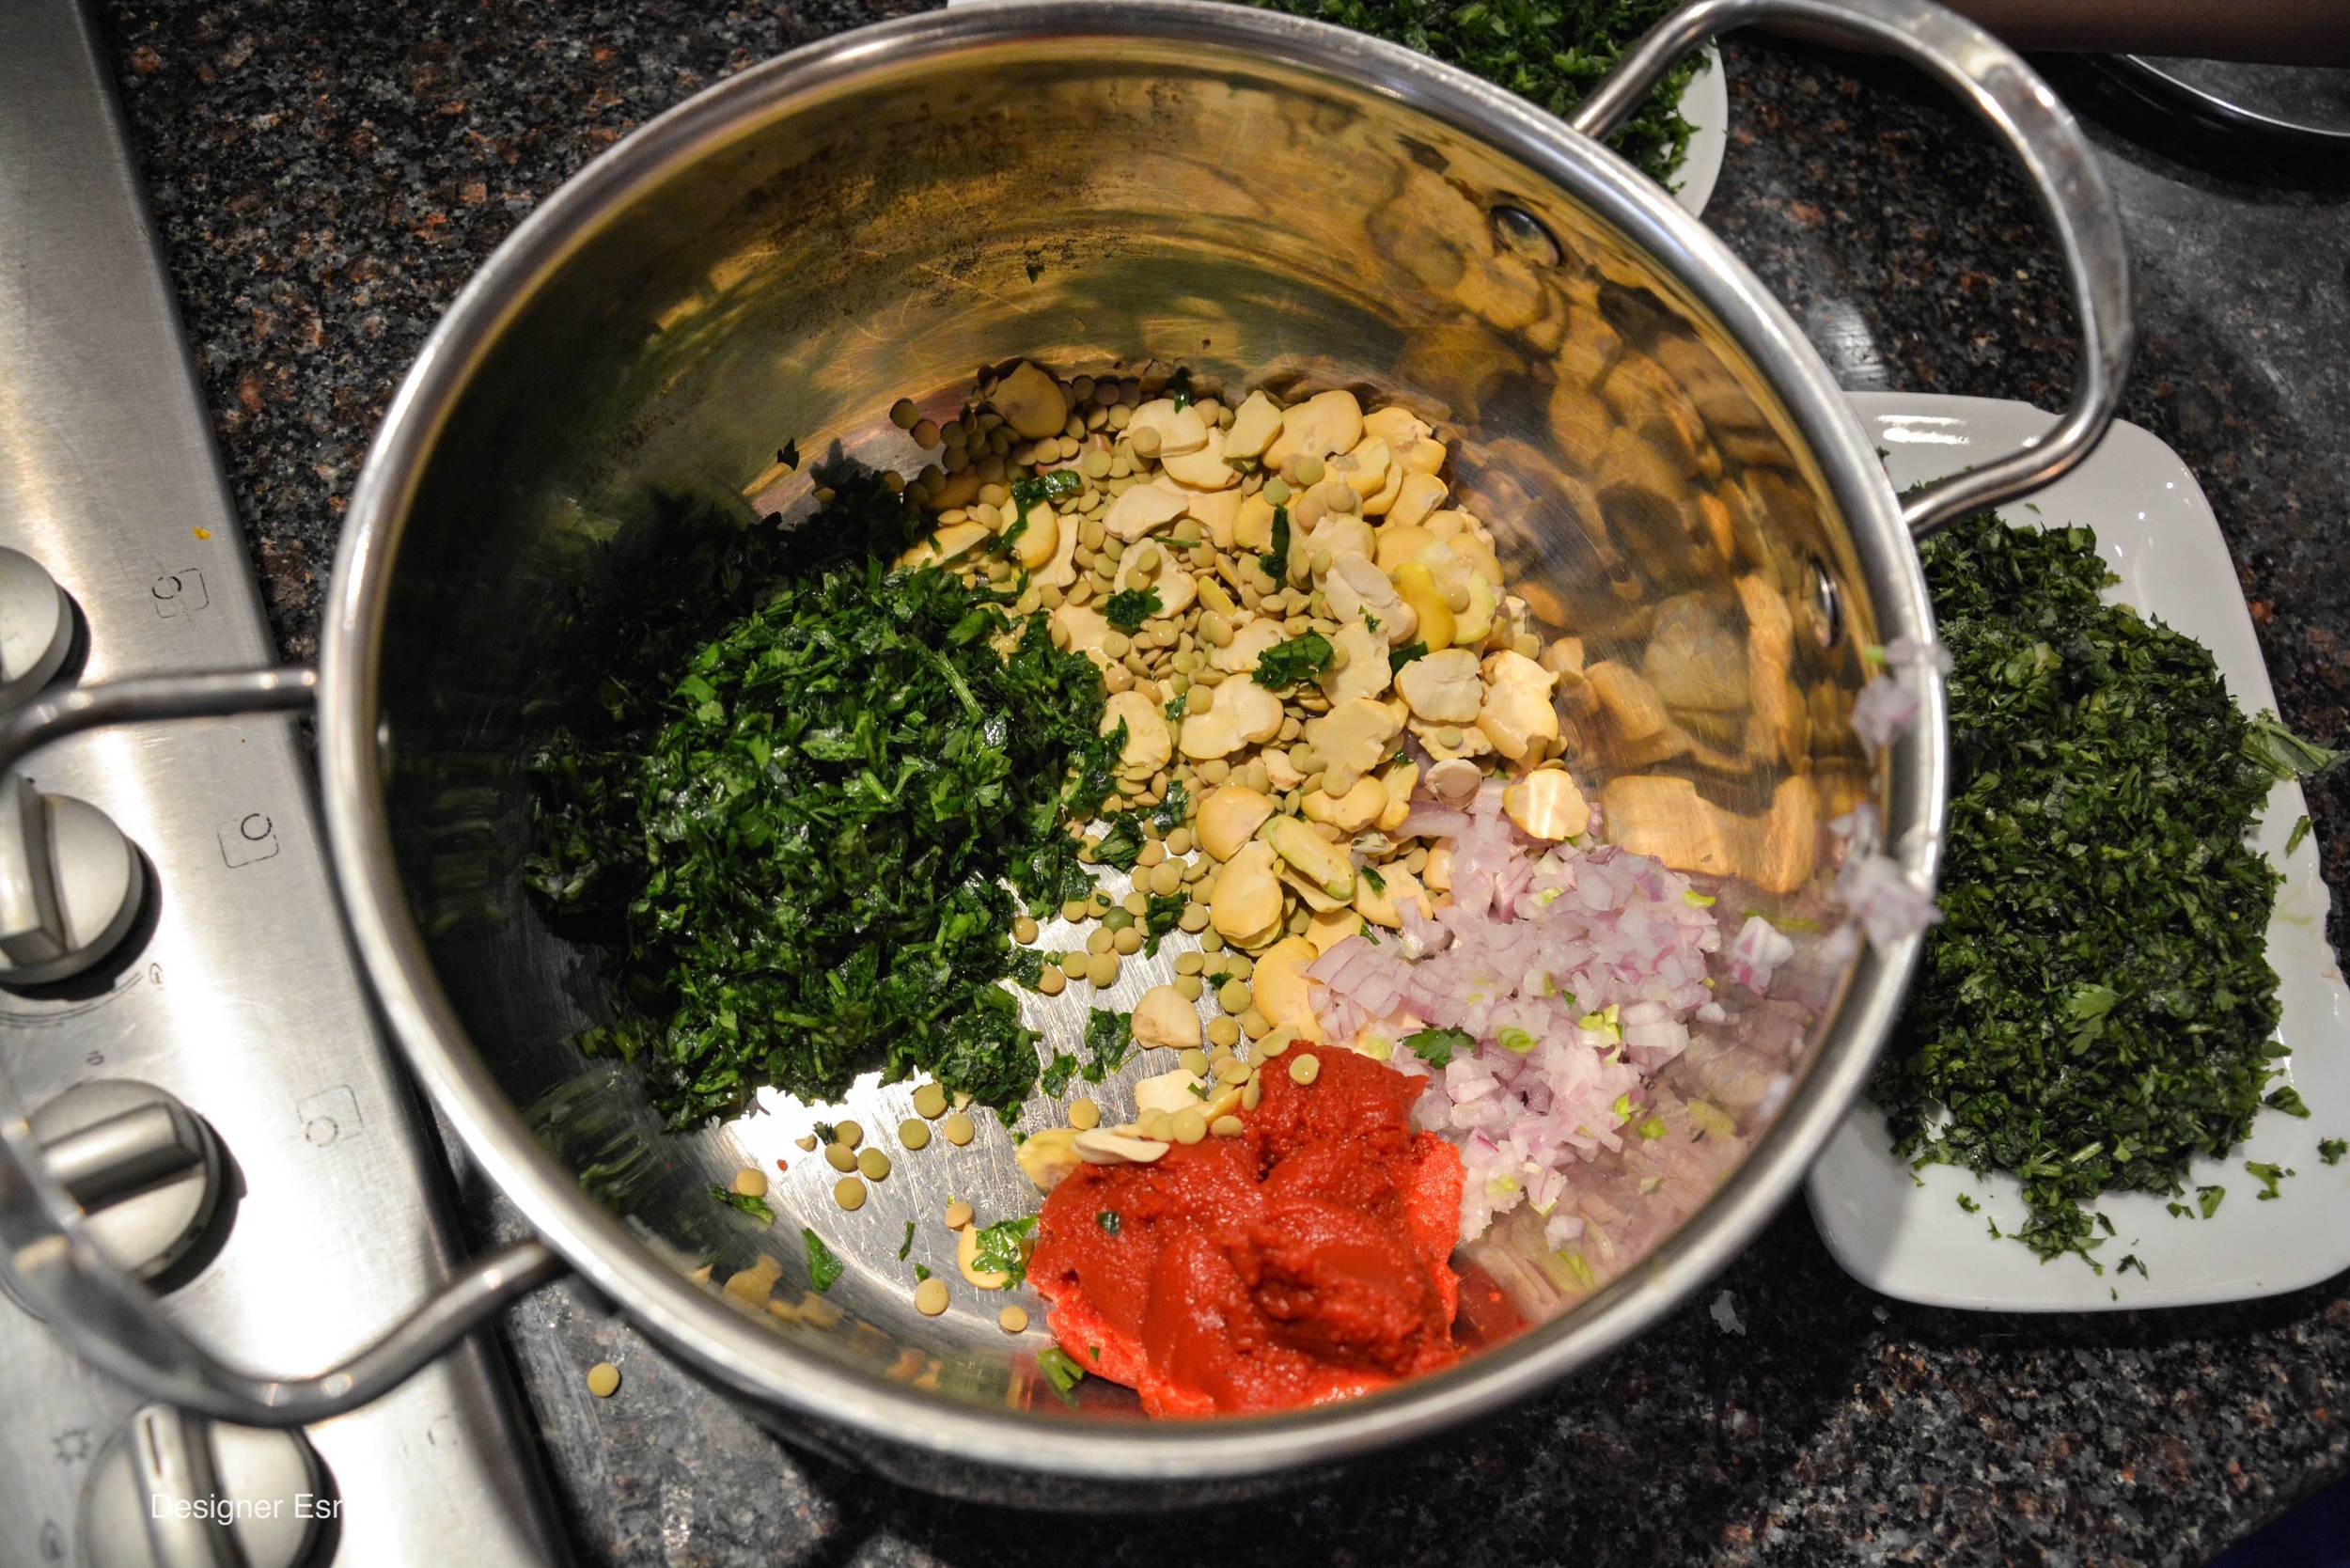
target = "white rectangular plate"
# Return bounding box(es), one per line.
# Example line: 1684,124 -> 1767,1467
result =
1806,392 -> 2350,1310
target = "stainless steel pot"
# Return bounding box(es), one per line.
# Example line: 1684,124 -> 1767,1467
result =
0,0 -> 2128,1504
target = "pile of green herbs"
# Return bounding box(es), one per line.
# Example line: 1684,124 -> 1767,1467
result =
1232,0 -> 1703,186
524,475 -> 1120,1129
1872,512 -> 2330,1265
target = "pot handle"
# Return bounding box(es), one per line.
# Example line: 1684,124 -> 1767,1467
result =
0,668 -> 569,1427
1573,0 -> 2134,540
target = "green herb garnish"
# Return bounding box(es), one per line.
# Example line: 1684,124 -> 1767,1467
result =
1040,1052 -> 1081,1096
1141,892 -> 1187,955
710,1184 -> 775,1224
971,1215 -> 1039,1286
1232,0 -> 1704,186
915,1262 -> 932,1281
1090,812 -> 1146,870
2247,1161 -> 2294,1200
804,1229 -> 845,1292
1152,777 -> 1191,834
897,1220 -> 916,1261
1388,640 -> 1429,674
1103,588 -> 1163,632
1254,631 -> 1334,689
2265,1086 -> 2311,1118
1258,506 -> 1291,584
524,475 -> 1120,1126
1872,514 -> 2306,1264
2319,1138 -> 2345,1166
1402,1026 -> 1473,1069
1036,1345 -> 1087,1403
1082,1008 -> 1134,1083
1096,1210 -> 1121,1235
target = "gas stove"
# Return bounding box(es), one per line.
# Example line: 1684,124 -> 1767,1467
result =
0,6 -> 564,1564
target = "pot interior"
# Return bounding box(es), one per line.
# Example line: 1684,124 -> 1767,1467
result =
366,13 -> 1892,1448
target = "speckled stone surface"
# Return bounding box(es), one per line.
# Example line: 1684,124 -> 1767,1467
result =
96,7 -> 2350,1565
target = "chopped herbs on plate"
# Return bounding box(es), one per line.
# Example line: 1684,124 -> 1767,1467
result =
523,474 -> 1120,1128
1231,0 -> 1705,186
1872,513 -> 2334,1265
804,1229 -> 846,1292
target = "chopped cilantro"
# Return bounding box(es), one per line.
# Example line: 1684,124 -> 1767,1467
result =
1232,0 -> 1705,187
897,1220 -> 915,1261
803,1229 -> 845,1292
1872,514 -> 2312,1264
522,475 -> 1120,1125
1152,776 -> 1190,835
2318,1138 -> 2345,1166
914,1262 -> 932,1281
1388,640 -> 1429,673
1956,1194 -> 1980,1214
1258,506 -> 1290,583
1008,947 -> 1046,989
1091,813 -> 1145,870
2247,1161 -> 2294,1200
1036,1345 -> 1087,1403
2265,1086 -> 2311,1118
2119,1254 -> 2148,1278
1163,690 -> 1187,723
1402,1026 -> 1473,1069
1081,1008 -> 1133,1083
1103,587 -> 1162,632
971,1215 -> 1038,1287
2199,1184 -> 2226,1218
710,1184 -> 775,1224
1141,892 -> 1187,955
1039,1052 -> 1081,1096
1253,631 -> 1334,689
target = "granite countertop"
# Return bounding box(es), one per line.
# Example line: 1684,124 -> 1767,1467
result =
99,4 -> 2350,1564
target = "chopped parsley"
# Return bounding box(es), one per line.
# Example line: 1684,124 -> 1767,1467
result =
1258,506 -> 1291,583
2247,1161 -> 2294,1200
971,1215 -> 1039,1287
1152,777 -> 1191,835
2199,1185 -> 2226,1218
710,1184 -> 774,1224
523,476 -> 1120,1126
2287,815 -> 2313,855
803,1229 -> 845,1293
1103,587 -> 1162,632
1231,0 -> 1705,187
1040,1051 -> 1081,1096
2265,1086 -> 2311,1118
1141,892 -> 1187,955
1082,1007 -> 1134,1082
1402,1026 -> 1473,1069
914,1262 -> 932,1281
1090,812 -> 1146,870
1388,639 -> 1429,674
1872,514 -> 2326,1263
1036,1345 -> 1087,1403
897,1220 -> 916,1261
2319,1138 -> 2345,1166
1254,631 -> 1333,690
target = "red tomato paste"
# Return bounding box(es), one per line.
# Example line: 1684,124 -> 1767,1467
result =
1029,1045 -> 1466,1417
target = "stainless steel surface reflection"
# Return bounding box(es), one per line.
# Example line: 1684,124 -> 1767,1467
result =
321,0 -> 1980,1500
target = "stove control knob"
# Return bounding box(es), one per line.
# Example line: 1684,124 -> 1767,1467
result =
80,1403 -> 327,1568
28,1079 -> 224,1283
0,546 -> 74,708
0,772 -> 143,987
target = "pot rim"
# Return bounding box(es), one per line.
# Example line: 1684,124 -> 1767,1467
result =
319,0 -> 1942,1482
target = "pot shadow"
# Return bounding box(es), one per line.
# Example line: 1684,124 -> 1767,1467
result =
791,1200 -> 1879,1568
